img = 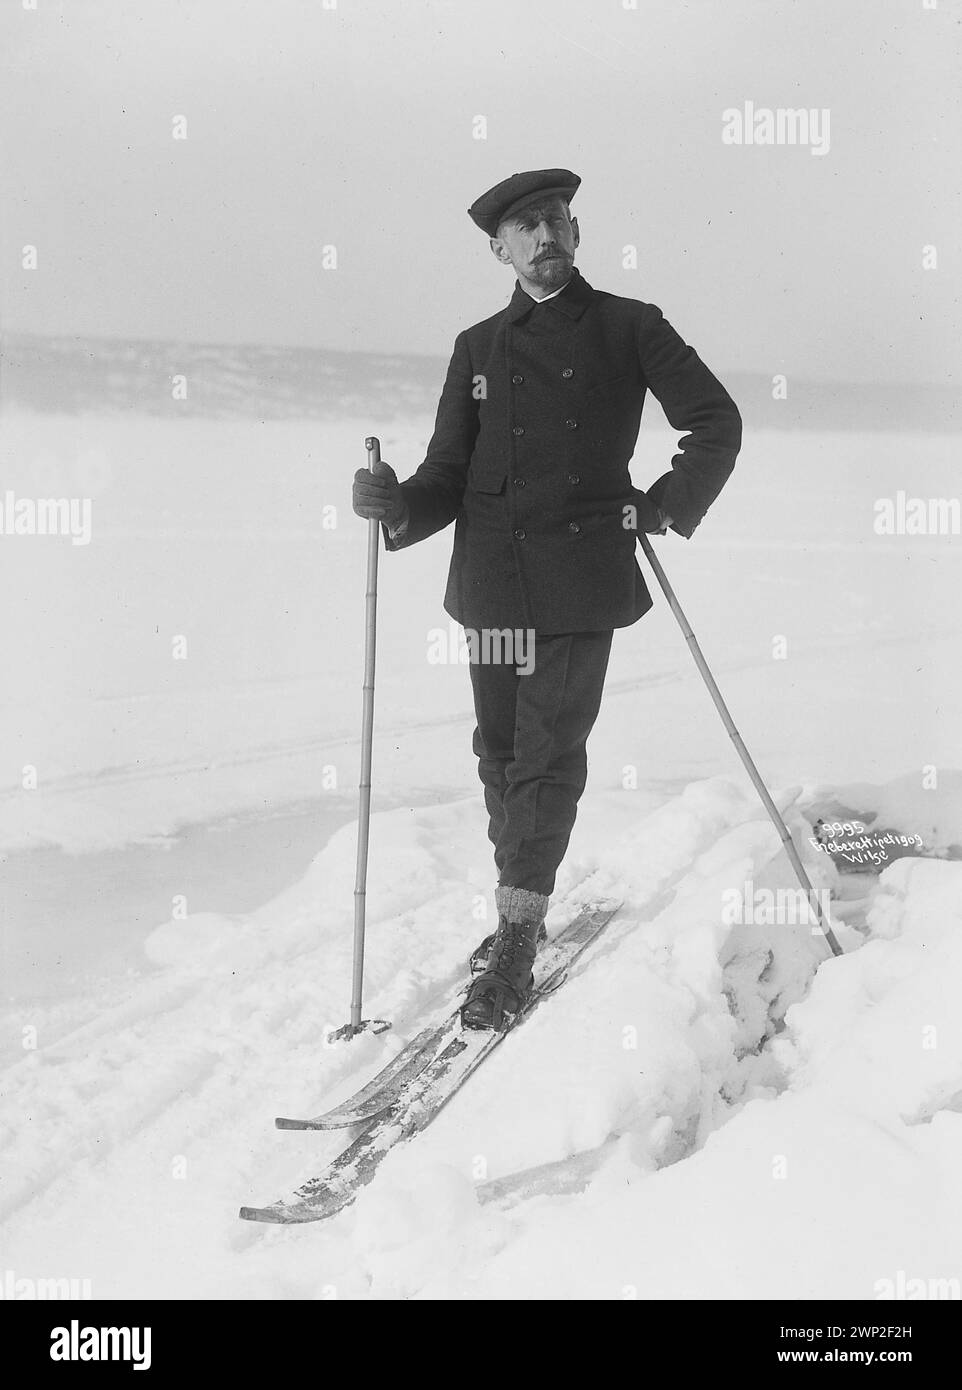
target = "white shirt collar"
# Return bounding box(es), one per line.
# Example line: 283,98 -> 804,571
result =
526,277 -> 572,305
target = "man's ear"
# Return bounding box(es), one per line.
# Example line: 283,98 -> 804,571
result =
489,236 -> 512,265
570,215 -> 580,249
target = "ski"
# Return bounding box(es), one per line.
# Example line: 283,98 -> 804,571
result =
274,896 -> 597,1131
275,1018 -> 457,1130
238,899 -> 621,1224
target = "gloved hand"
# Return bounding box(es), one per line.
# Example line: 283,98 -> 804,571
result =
352,458 -> 407,529
631,487 -> 671,535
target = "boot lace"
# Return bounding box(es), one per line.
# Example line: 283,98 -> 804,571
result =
493,921 -> 531,974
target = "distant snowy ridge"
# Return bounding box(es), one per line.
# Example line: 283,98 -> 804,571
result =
4,335 -> 960,430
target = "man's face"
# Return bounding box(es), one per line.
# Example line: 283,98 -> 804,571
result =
490,197 -> 580,292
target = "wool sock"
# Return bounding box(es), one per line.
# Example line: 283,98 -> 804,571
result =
495,885 -> 549,925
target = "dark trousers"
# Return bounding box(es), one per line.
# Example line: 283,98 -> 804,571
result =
468,630 -> 613,896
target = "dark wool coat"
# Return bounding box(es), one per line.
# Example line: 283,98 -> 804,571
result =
384,268 -> 741,634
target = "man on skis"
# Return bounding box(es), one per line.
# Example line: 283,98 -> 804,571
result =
352,168 -> 741,1031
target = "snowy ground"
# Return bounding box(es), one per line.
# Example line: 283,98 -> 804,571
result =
1,409 -> 960,1298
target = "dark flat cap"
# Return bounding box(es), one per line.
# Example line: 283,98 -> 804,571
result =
468,168 -> 581,236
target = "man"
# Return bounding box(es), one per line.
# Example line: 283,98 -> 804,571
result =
352,168 -> 741,1031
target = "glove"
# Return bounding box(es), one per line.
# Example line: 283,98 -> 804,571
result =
353,458 -> 407,529
631,488 -> 671,535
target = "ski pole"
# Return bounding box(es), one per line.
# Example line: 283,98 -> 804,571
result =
637,533 -> 843,958
333,437 -> 391,1040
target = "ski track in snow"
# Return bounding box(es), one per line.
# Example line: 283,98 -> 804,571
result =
7,620 -> 945,796
0,785 -> 857,1272
1,776 -> 960,1297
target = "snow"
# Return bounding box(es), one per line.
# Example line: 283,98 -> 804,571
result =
1,405 -> 960,1299
2,774 -> 961,1298
1,415 -> 959,855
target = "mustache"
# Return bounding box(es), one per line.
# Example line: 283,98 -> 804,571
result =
533,250 -> 570,264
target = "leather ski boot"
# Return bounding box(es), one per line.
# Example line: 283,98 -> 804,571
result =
469,920 -> 546,974
461,915 -> 540,1031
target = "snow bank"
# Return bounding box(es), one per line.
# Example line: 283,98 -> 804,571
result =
0,784 -> 843,1285
444,857 -> 962,1301
1,769 -> 959,1299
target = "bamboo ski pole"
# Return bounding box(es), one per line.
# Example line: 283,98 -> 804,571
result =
335,436 -> 390,1040
637,533 -> 843,958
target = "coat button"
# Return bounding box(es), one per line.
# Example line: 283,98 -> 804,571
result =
568,521 -> 582,535
512,425 -> 524,436
561,367 -> 574,379
565,418 -> 578,429
514,527 -> 526,541
514,477 -> 526,487
567,473 -> 581,485
512,374 -> 524,384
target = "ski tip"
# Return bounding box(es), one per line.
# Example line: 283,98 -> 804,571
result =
239,1200 -> 334,1225
238,1205 -> 279,1223
275,1109 -> 387,1130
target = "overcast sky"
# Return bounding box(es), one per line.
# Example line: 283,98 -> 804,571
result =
2,0 -> 958,382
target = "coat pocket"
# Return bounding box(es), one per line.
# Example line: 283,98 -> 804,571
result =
468,467 -> 507,494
